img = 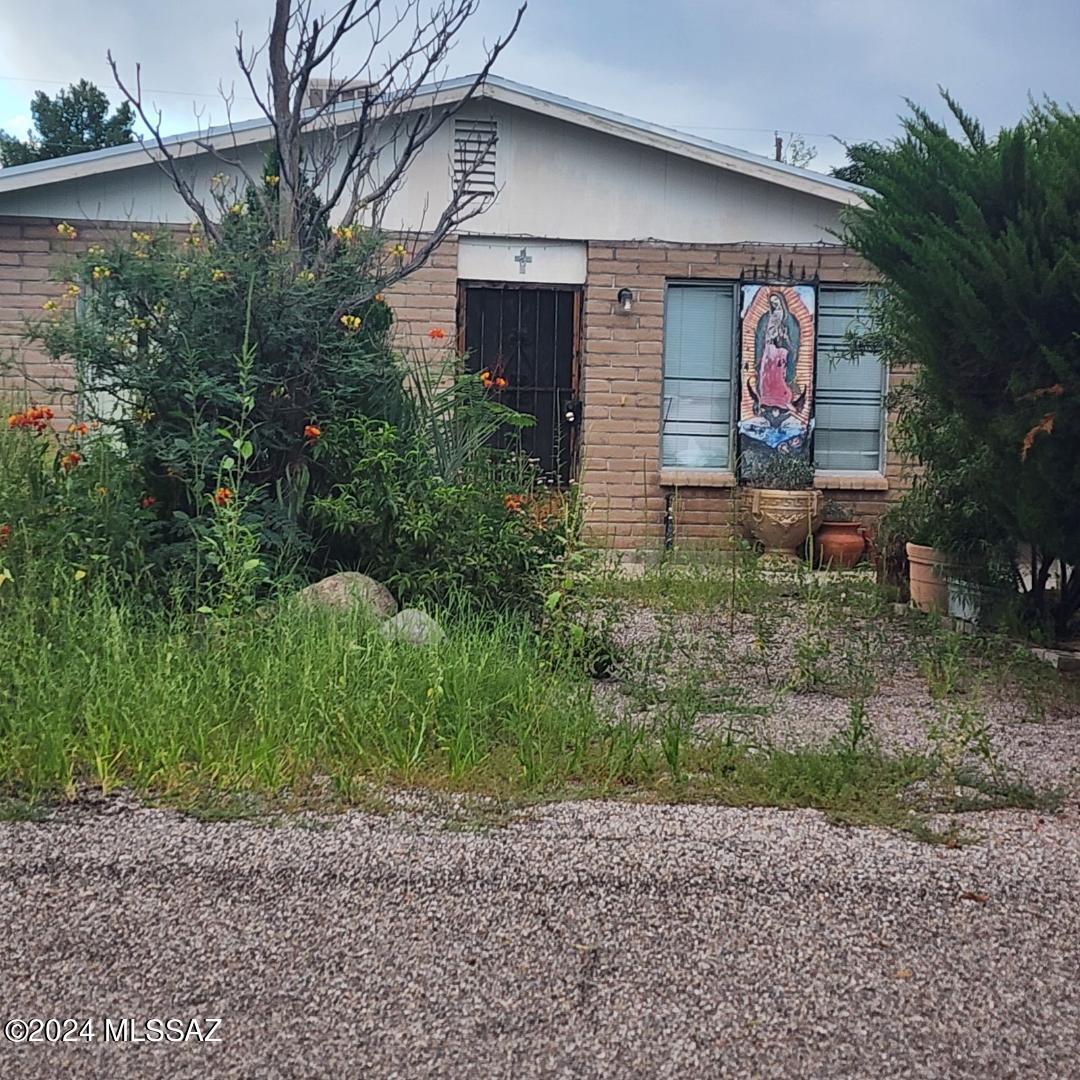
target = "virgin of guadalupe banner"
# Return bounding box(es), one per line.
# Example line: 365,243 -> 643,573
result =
737,284 -> 816,478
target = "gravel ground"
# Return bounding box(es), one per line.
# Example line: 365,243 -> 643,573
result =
2,796 -> 1078,1079
605,602 -> 1080,798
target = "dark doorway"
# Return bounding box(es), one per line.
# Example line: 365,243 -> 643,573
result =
459,283 -> 581,486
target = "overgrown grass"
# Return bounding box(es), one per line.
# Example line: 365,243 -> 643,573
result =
0,554 -> 1063,841
0,577 -> 608,801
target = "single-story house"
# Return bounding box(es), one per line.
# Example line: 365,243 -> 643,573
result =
0,74 -> 902,550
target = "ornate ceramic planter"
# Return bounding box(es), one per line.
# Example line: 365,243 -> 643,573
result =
747,488 -> 823,559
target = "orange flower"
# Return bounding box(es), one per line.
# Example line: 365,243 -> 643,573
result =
67,421 -> 89,436
304,424 -> 322,444
213,487 -> 233,507
60,451 -> 82,471
0,523 -> 10,546
494,376 -> 508,389
141,496 -> 157,509
480,370 -> 494,389
503,494 -> 524,513
428,327 -> 446,340
8,405 -> 54,434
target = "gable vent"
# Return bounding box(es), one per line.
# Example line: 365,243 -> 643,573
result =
453,118 -> 498,197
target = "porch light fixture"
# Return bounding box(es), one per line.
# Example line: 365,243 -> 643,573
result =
617,287 -> 634,313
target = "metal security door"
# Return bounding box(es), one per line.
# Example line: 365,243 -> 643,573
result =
460,283 -> 581,486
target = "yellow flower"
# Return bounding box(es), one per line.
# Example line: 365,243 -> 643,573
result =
131,231 -> 153,244
87,244 -> 105,257
135,407 -> 154,424
227,203 -> 244,216
297,270 -> 316,284
42,299 -> 59,312
129,316 -> 149,330
96,486 -> 108,497
334,225 -> 355,242
65,283 -> 81,299
265,174 -> 280,187
91,266 -> 111,281
186,234 -> 203,249
177,266 -> 191,281
340,314 -> 362,332
374,293 -> 384,303
56,222 -> 77,239
389,242 -> 407,258
211,269 -> 228,283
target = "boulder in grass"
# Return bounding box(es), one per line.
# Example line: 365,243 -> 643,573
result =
380,608 -> 444,647
296,572 -> 398,620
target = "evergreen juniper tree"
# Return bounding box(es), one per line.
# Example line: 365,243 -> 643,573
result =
843,94 -> 1080,636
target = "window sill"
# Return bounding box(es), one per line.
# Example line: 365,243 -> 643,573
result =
658,469 -> 888,492
660,469 -> 736,488
814,471 -> 889,492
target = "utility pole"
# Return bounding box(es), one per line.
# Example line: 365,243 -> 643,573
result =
774,132 -> 783,162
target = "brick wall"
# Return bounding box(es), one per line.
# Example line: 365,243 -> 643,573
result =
579,240 -> 909,550
0,217 -> 81,424
0,217 -> 461,421
383,235 -> 459,358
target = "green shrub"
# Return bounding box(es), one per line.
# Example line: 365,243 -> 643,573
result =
312,416 -> 569,613
28,178 -> 407,584
1,405 -> 151,591
749,452 -> 815,489
17,174 -> 569,613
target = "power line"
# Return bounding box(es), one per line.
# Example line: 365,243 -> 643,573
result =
0,72 -> 258,104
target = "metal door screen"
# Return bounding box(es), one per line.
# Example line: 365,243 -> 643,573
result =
460,284 -> 579,486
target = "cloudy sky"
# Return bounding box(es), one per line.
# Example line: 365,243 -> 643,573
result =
0,0 -> 1075,171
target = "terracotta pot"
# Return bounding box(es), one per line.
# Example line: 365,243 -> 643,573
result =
905,542 -> 959,613
747,488 -> 823,559
816,520 -> 866,569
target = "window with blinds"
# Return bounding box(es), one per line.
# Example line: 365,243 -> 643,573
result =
452,118 -> 498,197
814,287 -> 885,471
661,283 -> 736,470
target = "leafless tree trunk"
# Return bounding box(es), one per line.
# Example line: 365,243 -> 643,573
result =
109,0 -> 525,294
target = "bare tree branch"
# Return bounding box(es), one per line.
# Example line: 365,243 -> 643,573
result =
111,0 -> 527,308
107,52 -> 220,241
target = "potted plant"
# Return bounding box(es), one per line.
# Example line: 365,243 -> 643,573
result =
880,488 -> 960,614
816,500 -> 866,569
744,453 -> 822,560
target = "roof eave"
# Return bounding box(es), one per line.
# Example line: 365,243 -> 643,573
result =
0,73 -> 865,208
0,78 -> 481,196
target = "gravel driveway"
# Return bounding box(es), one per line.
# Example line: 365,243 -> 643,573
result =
2,797 -> 1078,1079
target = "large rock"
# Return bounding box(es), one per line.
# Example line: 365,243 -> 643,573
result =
380,608 -> 444,647
297,572 -> 397,620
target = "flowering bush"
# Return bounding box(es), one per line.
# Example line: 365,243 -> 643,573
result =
0,403 -> 152,591
29,167 -> 409,588
21,170 -> 578,612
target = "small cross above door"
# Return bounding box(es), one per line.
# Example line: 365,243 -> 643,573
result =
514,247 -> 532,274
